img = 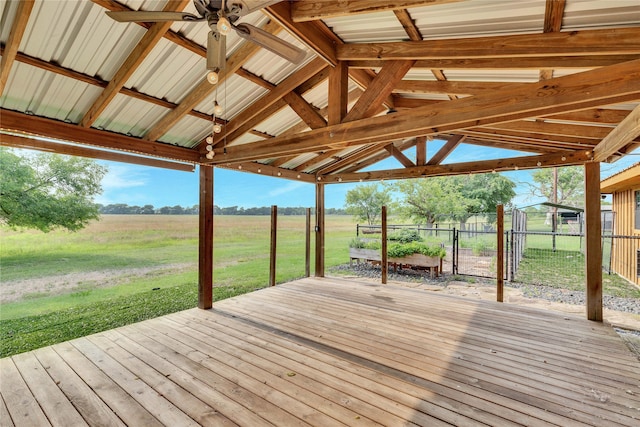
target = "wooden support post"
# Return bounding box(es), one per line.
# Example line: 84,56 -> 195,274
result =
585,162 -> 603,321
315,183 -> 325,277
496,204 -> 504,302
305,208 -> 311,277
269,205 -> 277,287
381,205 -> 388,284
198,165 -> 214,309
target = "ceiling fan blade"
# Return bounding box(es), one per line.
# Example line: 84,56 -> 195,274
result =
234,23 -> 306,64
226,0 -> 281,17
207,32 -> 227,71
105,11 -> 203,23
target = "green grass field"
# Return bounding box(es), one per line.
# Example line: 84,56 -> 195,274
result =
0,215 -> 354,356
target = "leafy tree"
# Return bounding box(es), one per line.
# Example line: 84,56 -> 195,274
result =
0,148 -> 107,232
344,183 -> 392,225
394,177 -> 466,227
451,173 -> 516,227
529,166 -> 584,207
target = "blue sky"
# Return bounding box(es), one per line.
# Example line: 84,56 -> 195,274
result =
95,141 -> 640,209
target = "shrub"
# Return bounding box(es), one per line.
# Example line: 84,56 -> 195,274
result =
388,242 -> 446,258
388,229 -> 422,243
349,238 -> 381,250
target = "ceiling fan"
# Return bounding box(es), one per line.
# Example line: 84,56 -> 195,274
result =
106,0 -> 306,84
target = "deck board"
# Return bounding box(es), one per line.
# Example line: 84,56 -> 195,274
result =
1,277 -> 639,426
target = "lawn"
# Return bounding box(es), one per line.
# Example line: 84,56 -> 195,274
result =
0,214 -> 354,357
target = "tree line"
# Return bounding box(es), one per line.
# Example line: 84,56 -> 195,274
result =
98,204 -> 347,216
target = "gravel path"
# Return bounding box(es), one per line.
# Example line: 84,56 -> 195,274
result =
331,263 -> 640,315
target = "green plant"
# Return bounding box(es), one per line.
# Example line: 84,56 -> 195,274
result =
388,229 -> 422,243
387,242 -> 446,258
349,238 -> 381,250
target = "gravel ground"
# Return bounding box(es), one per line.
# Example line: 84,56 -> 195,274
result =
331,263 -> 640,315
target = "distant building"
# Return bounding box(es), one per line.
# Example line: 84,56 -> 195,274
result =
600,163 -> 640,286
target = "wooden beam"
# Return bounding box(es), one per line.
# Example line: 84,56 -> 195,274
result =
496,204 -> 504,302
336,28 -> 640,60
317,143 -> 388,175
291,0 -> 460,22
265,2 -> 338,66
349,55 -> 640,70
394,9 -> 422,41
394,80 -> 527,96
328,61 -> 349,125
305,208 -> 311,277
340,139 -> 416,174
381,205 -> 388,285
415,136 -> 427,165
539,0 -> 566,81
269,205 -> 277,287
545,108 -> 633,125
584,161 -> 602,321
343,61 -> 414,122
427,135 -> 464,165
81,0 -> 190,127
0,109 -> 199,163
0,133 -> 195,172
322,150 -> 593,183
593,104 -> 640,162
462,129 -> 595,151
543,0 -> 566,33
212,58 -> 327,146
0,0 -> 35,95
143,19 -> 282,142
209,58 -> 640,163
215,161 -> 316,183
198,165 -> 214,309
236,68 -> 326,129
482,120 -> 616,140
384,143 -> 415,167
315,183 -> 325,277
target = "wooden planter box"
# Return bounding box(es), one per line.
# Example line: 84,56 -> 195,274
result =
349,248 -> 380,265
389,254 -> 442,278
350,248 -> 443,278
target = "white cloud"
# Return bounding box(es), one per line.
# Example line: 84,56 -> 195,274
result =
266,181 -> 307,198
100,164 -> 148,190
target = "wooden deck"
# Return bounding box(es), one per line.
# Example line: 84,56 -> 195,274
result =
2,277 -> 639,426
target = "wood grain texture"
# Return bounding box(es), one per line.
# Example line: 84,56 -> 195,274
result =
3,278 -> 639,425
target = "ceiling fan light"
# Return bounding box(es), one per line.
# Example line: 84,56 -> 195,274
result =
206,151 -> 215,160
206,70 -> 219,84
213,123 -> 223,133
206,144 -> 213,152
213,103 -> 223,116
217,16 -> 231,36
205,135 -> 214,144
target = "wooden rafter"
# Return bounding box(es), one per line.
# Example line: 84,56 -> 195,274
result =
340,139 -> 417,174
427,135 -> 464,165
394,80 -> 528,96
343,60 -> 414,122
212,59 -> 328,148
143,19 -> 283,142
337,28 -> 640,60
291,0 -> 461,22
235,68 -> 326,129
415,136 -> 427,165
481,121 -> 618,141
208,59 -> 640,164
0,133 -> 194,172
80,0 -> 191,128
384,143 -> 415,168
593,104 -> 640,162
539,0 -> 566,82
323,150 -> 593,183
0,109 -> 199,163
0,0 -> 35,95
349,55 -> 640,70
